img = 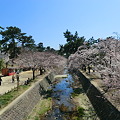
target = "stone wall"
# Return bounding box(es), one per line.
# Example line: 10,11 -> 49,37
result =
0,72 -> 55,120
73,69 -> 120,120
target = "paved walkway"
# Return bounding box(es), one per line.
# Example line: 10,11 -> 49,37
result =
0,70 -> 40,95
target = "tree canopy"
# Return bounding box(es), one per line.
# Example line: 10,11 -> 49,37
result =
58,29 -> 85,58
0,26 -> 36,58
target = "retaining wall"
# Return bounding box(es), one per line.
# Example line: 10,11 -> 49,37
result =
0,72 -> 55,120
73,69 -> 120,120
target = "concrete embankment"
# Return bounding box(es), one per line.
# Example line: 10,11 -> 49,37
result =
73,69 -> 120,120
0,71 -> 55,120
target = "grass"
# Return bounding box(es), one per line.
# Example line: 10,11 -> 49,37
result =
0,85 -> 29,110
38,98 -> 52,115
71,107 -> 85,120
26,97 -> 52,120
72,93 -> 99,120
61,105 -> 85,120
72,88 -> 84,97
77,107 -> 85,117
0,74 -> 44,110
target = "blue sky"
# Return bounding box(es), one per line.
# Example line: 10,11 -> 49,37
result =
1,0 -> 120,49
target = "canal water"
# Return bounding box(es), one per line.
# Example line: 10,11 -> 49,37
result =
42,69 -> 77,120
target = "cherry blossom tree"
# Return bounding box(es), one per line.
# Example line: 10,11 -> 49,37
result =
13,50 -> 67,77
68,38 -> 120,109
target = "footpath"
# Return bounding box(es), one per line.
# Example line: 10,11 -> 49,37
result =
0,70 -> 40,95
80,70 -> 104,93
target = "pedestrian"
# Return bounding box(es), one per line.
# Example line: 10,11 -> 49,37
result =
27,78 -> 30,83
16,70 -> 19,74
24,78 -> 30,85
88,65 -> 91,73
16,73 -> 19,82
12,75 -> 15,83
0,77 -> 2,86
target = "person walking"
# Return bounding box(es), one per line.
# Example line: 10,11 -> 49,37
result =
16,73 -> 19,82
12,75 -> 15,83
0,77 -> 2,86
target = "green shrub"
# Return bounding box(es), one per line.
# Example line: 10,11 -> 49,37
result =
34,116 -> 39,120
77,107 -> 85,117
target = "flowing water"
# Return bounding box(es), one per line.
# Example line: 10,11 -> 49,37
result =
42,69 -> 77,120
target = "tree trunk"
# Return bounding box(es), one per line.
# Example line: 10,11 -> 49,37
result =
17,81 -> 19,91
33,69 -> 35,79
40,67 -> 43,75
88,66 -> 91,73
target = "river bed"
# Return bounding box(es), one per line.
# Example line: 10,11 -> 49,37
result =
42,69 -> 78,120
